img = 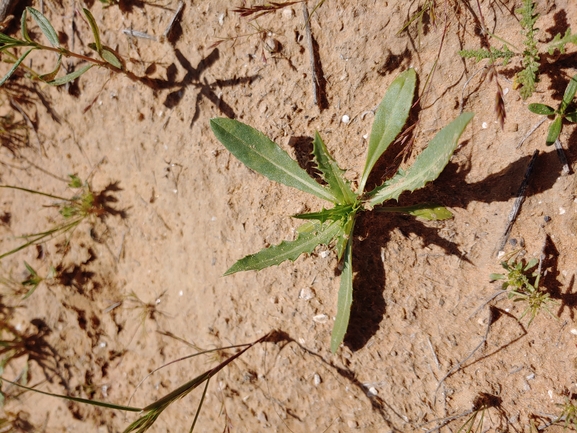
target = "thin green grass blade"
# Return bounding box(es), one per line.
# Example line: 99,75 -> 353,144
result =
189,378 -> 209,432
27,7 -> 59,47
210,118 -> 336,202
375,203 -> 453,220
48,65 -> 93,86
359,68 -> 416,194
83,8 -> 102,53
0,49 -> 34,86
546,116 -> 562,145
0,376 -> 141,412
368,112 -> 474,207
560,74 -> 577,114
224,220 -> 342,275
0,185 -> 74,202
312,132 -> 356,204
330,234 -> 354,353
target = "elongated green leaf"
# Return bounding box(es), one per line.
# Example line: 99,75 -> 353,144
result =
560,74 -> 577,114
83,8 -> 102,53
330,234 -> 354,353
101,46 -> 122,69
359,68 -> 416,194
27,7 -> 59,47
39,55 -> 62,82
566,112 -> 577,123
376,203 -> 453,220
48,64 -> 93,86
224,221 -> 342,275
312,132 -> 356,204
0,48 -> 35,86
210,118 -> 336,202
21,9 -> 32,42
294,203 -> 356,223
368,112 -> 474,207
546,116 -> 562,145
528,103 -> 555,115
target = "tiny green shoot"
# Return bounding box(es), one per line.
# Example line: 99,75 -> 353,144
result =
211,68 -> 473,352
528,74 -> 577,145
490,252 -> 557,325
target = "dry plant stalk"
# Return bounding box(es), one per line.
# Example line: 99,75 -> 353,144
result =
232,1 -> 303,19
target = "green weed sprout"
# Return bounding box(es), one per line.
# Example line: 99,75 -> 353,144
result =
211,69 -> 473,352
0,7 -> 124,86
490,253 -> 557,326
555,395 -> 577,430
528,74 -> 577,145
459,0 -> 577,99
0,175 -> 105,260
20,261 -> 55,299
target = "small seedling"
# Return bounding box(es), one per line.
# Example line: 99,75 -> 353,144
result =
490,252 -> 557,325
528,74 -> 577,145
211,68 -> 473,352
0,7 -> 124,86
555,395 -> 577,430
0,175 -> 121,260
459,0 -> 577,99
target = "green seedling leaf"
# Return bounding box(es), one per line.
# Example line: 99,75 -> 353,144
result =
368,112 -> 474,207
331,235 -> 354,353
294,203 -> 356,223
39,55 -> 62,82
546,116 -> 562,145
48,64 -> 93,86
0,48 -> 35,86
312,132 -> 356,204
27,7 -> 59,48
489,273 -> 505,281
376,203 -> 453,220
101,46 -> 123,69
359,68 -> 416,194
224,220 -> 342,275
68,174 -> 83,188
83,8 -> 102,53
20,9 -> 32,43
210,118 -> 336,202
528,103 -> 555,115
566,112 -> 577,123
560,74 -> 577,114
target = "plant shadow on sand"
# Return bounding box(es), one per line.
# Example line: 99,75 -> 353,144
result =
344,147 -> 572,351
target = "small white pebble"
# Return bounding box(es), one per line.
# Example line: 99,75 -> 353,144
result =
218,13 -> 225,26
179,290 -> 183,296
368,387 -> 378,396
482,122 -> 488,129
341,114 -> 350,124
313,373 -> 322,386
282,8 -> 294,19
319,250 -> 330,258
99,341 -> 107,348
570,328 -> 577,335
363,133 -> 368,139
526,373 -> 535,380
497,251 -> 505,259
503,88 -> 510,96
548,390 -> 554,400
298,338 -> 306,345
313,314 -> 328,323
298,287 -> 315,300
559,207 -> 566,215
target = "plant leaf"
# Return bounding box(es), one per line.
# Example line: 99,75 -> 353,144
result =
224,221 -> 342,275
528,103 -> 555,115
0,48 -> 35,86
546,116 -> 562,145
312,132 -> 356,204
358,68 -> 416,194
566,112 -> 577,123
560,74 -> 577,114
101,46 -> 122,69
376,203 -> 453,220
20,9 -> 32,42
39,54 -> 62,82
83,8 -> 102,53
330,235 -> 354,353
210,118 -> 336,202
27,7 -> 59,47
368,112 -> 474,207
48,64 -> 93,86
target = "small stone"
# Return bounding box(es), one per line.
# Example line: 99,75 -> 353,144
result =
368,386 -> 378,396
264,37 -> 280,53
342,114 -> 350,124
313,373 -> 322,386
570,328 -> 577,335
313,314 -> 328,323
282,8 -> 295,19
482,122 -> 488,129
299,287 -> 315,301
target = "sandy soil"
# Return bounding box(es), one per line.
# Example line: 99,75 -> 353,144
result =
0,0 -> 577,432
